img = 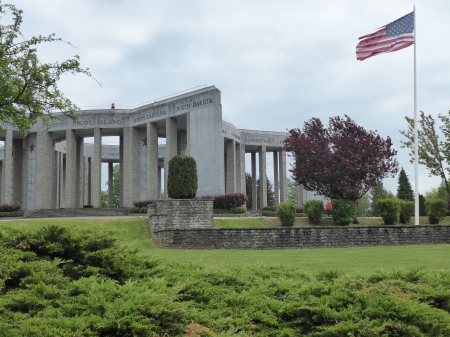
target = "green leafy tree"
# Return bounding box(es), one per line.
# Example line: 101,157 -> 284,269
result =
104,164 -> 120,207
0,2 -> 95,134
400,111 -> 450,196
100,191 -> 108,207
370,181 -> 393,216
287,178 -> 298,204
245,173 -> 275,209
397,168 -> 414,201
356,193 -> 371,217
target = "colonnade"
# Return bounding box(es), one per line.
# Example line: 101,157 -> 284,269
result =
0,86 -> 290,212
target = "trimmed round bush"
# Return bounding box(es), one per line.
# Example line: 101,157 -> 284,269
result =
425,199 -> 447,224
303,200 -> 324,225
276,202 -> 296,226
377,198 -> 400,225
398,200 -> 414,224
167,155 -> 198,199
332,199 -> 356,226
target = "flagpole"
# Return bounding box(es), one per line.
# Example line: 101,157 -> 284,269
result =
413,6 -> 419,226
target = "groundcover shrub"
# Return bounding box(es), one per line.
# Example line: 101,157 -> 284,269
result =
1,225 -> 450,336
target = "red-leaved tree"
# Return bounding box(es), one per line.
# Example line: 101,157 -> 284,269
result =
283,115 -> 398,201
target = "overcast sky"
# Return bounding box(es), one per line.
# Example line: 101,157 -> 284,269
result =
7,0 -> 450,195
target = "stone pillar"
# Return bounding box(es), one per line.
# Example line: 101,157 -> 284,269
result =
86,157 -> 92,206
12,139 -> 23,204
1,130 -> 13,204
55,152 -> 61,208
259,146 -> 267,208
236,143 -> 246,194
61,153 -> 67,208
147,122 -> 159,199
91,128 -> 102,208
76,138 -> 84,208
84,157 -> 90,206
0,161 -> 2,204
297,184 -> 307,207
251,152 -> 257,210
225,139 -> 236,193
178,130 -> 187,156
280,149 -> 287,202
164,117 -> 177,198
108,162 -> 114,207
273,151 -> 279,205
21,138 -> 28,210
122,126 -> 140,207
35,131 -> 55,209
119,135 -> 124,207
65,130 -> 77,208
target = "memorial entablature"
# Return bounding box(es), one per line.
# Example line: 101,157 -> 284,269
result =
0,86 -> 289,212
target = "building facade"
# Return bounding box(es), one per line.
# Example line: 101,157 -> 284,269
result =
0,86 -> 289,212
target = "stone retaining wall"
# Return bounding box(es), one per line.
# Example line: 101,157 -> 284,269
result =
148,199 -> 213,233
151,225 -> 450,250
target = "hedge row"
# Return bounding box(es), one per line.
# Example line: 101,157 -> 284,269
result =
133,200 -> 156,208
202,193 -> 247,210
262,205 -> 305,213
0,204 -> 21,212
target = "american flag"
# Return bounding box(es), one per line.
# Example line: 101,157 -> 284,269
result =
356,12 -> 414,61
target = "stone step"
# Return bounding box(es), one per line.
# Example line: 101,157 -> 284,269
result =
25,207 -> 130,218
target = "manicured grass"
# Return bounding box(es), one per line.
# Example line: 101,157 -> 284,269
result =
1,217 -> 449,277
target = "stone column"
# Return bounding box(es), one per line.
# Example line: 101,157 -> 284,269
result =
297,184 -> 307,207
76,138 -> 84,208
91,128 -> 102,208
0,161 -> 2,204
164,117 -> 177,198
147,122 -> 159,199
178,130 -> 187,156
108,162 -> 114,207
12,139 -> 23,204
35,131 -> 55,209
84,157 -> 90,206
225,139 -> 236,193
251,152 -> 257,210
65,130 -> 77,208
55,152 -> 61,209
236,143 -> 246,194
61,153 -> 67,208
280,149 -> 287,202
122,126 -> 140,207
119,135 -> 124,207
1,129 -> 13,204
273,151 -> 279,205
259,146 -> 267,208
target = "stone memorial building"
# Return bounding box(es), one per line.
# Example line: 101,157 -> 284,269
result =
0,86 -> 290,212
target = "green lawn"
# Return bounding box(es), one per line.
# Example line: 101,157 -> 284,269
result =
1,217 -> 449,277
